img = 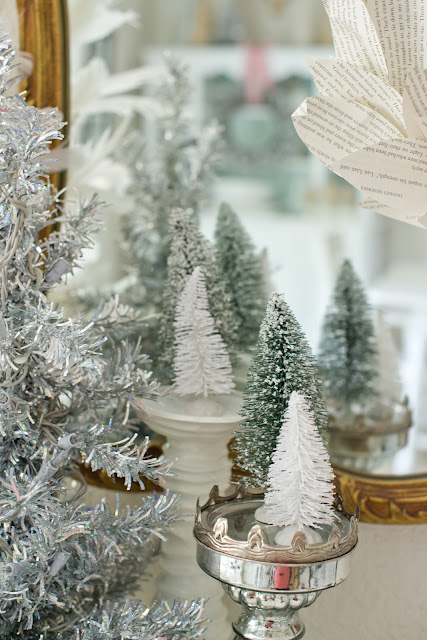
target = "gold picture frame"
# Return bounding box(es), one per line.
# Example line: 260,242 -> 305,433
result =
17,0 -> 69,192
334,464 -> 427,524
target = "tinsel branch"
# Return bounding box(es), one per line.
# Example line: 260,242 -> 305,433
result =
74,600 -> 206,640
89,296 -> 156,344
85,492 -> 180,545
76,425 -> 174,488
36,195 -> 103,285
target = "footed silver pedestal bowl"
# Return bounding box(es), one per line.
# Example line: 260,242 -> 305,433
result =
327,397 -> 412,472
194,486 -> 358,640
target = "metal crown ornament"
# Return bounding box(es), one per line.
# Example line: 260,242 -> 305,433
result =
194,485 -> 359,640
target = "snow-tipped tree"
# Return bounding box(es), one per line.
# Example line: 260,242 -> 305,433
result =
215,202 -> 267,350
374,309 -> 402,407
173,267 -> 234,396
233,293 -> 327,486
318,259 -> 378,407
158,209 -> 238,377
265,391 -> 335,529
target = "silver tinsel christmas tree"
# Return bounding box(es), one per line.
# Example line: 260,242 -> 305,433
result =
122,57 -> 221,319
0,35 -> 204,639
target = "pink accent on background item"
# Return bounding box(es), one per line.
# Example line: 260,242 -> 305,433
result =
244,44 -> 274,104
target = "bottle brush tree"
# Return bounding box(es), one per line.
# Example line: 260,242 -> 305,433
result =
318,259 -> 378,408
158,209 -> 238,377
0,35 -> 204,640
173,267 -> 234,397
233,293 -> 327,487
214,202 -> 267,350
264,391 -> 335,530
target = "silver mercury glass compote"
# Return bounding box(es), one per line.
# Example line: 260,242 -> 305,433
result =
194,485 -> 359,640
327,397 -> 412,472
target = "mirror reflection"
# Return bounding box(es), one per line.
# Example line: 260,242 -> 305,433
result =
61,0 -> 427,478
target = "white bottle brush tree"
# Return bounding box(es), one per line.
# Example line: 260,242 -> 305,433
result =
233,293 -> 327,487
264,392 -> 335,545
173,267 -> 234,406
157,209 -> 238,379
0,35 -> 204,640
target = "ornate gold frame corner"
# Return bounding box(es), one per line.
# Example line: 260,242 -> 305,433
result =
17,0 -> 69,191
17,0 -> 69,115
333,464 -> 427,524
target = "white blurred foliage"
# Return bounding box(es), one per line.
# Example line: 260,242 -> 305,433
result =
67,0 -> 168,198
66,116 -> 133,196
62,0 -> 177,291
72,57 -> 168,127
68,0 -> 138,68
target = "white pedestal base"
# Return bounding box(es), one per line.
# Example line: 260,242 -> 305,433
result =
141,393 -> 242,640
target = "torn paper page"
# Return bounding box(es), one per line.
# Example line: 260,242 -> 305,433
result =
307,57 -> 404,133
367,0 -> 425,95
292,95 -> 403,169
360,198 -> 426,228
332,139 -> 427,216
403,68 -> 427,139
294,0 -> 427,229
322,0 -> 388,81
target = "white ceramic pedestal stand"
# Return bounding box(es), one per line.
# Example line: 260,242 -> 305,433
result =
141,392 -> 242,640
